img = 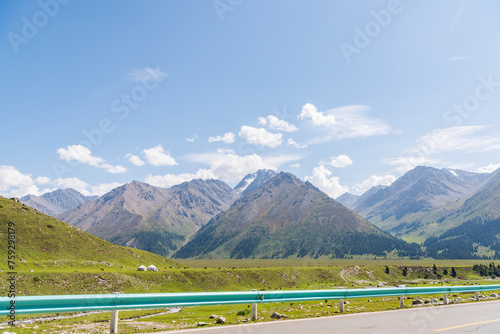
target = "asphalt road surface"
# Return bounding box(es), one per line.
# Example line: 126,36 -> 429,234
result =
153,300 -> 500,334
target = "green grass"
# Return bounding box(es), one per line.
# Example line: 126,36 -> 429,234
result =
177,258 -> 499,268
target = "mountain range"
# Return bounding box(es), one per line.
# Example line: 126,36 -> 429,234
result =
58,179 -> 238,257
336,166 -> 500,257
17,165 -> 500,259
174,172 -> 418,259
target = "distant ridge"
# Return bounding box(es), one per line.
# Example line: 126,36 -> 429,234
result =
353,166 -> 491,232
20,188 -> 97,216
335,192 -> 360,209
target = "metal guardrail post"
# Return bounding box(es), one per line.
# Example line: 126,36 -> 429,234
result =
475,291 -> 480,301
251,289 -> 257,321
399,295 -> 404,308
251,303 -> 257,321
110,310 -> 119,333
339,299 -> 344,313
443,293 -> 448,305
110,292 -> 119,333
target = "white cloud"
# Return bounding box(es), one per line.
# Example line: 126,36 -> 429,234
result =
35,176 -> 51,185
185,149 -> 300,183
386,126 -> 500,174
353,175 -> 396,195
324,155 -> 353,168
290,163 -> 301,168
186,134 -> 198,142
304,165 -> 349,198
208,132 -> 235,144
477,163 -> 500,173
126,66 -> 167,82
299,103 -> 391,140
143,145 -> 177,166
57,145 -> 103,166
0,165 -> 40,198
145,169 -> 215,188
125,153 -> 145,166
258,115 -> 298,132
410,126 -> 500,155
57,145 -> 127,174
90,182 -> 124,196
287,138 -> 308,149
239,126 -> 282,148
0,167 -> 123,198
385,156 -> 439,174
298,103 -> 336,126
53,177 -> 91,195
102,164 -> 127,174
52,178 -> 123,196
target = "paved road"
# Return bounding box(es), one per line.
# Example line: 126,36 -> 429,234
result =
153,300 -> 500,334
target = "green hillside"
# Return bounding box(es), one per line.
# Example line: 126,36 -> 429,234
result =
0,196 -> 180,272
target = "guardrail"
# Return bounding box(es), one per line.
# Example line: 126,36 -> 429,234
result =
2,284 -> 500,333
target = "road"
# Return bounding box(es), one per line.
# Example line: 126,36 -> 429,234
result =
151,300 -> 500,334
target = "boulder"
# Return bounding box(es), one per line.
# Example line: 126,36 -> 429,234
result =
215,317 -> 226,324
270,312 -> 287,319
197,322 -> 208,326
412,299 -> 424,305
209,315 -> 218,319
490,293 -> 499,298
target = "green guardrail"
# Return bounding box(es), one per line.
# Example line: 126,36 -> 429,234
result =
2,284 -> 500,333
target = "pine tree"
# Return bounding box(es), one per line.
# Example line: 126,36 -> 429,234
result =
385,266 -> 390,274
432,264 -> 437,275
402,267 -> 408,276
451,267 -> 457,278
443,268 -> 448,276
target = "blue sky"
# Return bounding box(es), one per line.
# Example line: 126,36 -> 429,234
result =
2,0 -> 500,199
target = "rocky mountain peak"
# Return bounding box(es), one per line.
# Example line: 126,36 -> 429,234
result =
234,169 -> 278,195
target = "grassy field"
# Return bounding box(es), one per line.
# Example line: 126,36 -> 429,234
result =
2,262 -> 500,333
177,258 -> 499,268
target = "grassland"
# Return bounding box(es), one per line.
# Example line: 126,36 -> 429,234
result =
2,262 -> 500,333
177,258 -> 498,268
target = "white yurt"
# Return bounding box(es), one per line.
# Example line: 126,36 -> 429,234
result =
137,265 -> 147,271
147,265 -> 158,271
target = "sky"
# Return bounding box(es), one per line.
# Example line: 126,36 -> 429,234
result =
1,0 -> 500,199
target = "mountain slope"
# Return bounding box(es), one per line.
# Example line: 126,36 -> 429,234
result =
354,166 -> 491,232
0,196 -> 178,270
58,180 -> 237,257
174,173 -> 419,259
20,188 -> 97,216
